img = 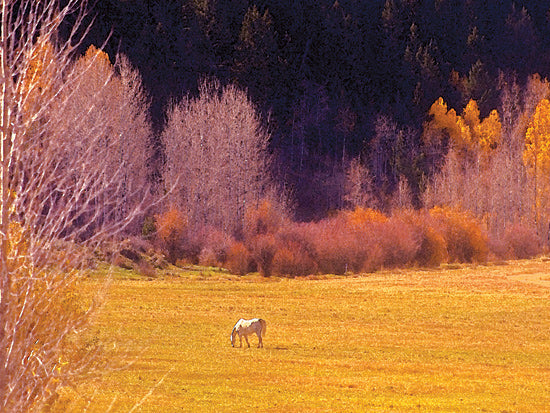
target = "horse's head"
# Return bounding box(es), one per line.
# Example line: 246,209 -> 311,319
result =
230,327 -> 236,347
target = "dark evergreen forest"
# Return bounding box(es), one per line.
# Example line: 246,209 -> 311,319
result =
80,0 -> 550,220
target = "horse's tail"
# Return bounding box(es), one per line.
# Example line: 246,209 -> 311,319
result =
259,319 -> 267,337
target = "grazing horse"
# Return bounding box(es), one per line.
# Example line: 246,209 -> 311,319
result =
230,318 -> 266,348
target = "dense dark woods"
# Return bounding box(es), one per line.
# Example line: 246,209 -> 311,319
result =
79,0 -> 550,220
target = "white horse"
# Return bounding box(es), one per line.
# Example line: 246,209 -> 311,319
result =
230,318 -> 266,348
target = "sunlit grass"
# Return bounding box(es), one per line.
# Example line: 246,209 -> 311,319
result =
62,260 -> 550,411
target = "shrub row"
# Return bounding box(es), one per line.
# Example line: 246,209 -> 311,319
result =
151,203 -> 543,277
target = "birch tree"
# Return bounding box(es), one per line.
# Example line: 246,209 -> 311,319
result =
0,1 -> 149,409
163,79 -> 272,237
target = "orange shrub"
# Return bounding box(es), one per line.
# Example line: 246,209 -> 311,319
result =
307,216 -> 361,274
415,225 -> 448,266
272,246 -> 318,277
429,207 -> 488,263
272,225 -> 318,277
155,208 -> 188,264
395,210 -> 448,267
226,241 -> 254,275
503,222 -> 542,259
251,234 -> 277,277
231,205 -> 495,276
243,199 -> 290,276
372,217 -> 420,269
244,199 -> 286,241
301,211 -> 419,275
198,247 -> 218,267
346,207 -> 388,231
196,226 -> 234,266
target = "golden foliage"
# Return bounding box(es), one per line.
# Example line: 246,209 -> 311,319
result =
428,97 -> 466,148
3,221 -> 92,410
6,221 -> 30,272
477,109 -> 501,152
226,241 -> 253,276
78,45 -> 113,80
244,199 -> 285,240
429,206 -> 488,263
19,38 -> 57,113
524,98 -> 550,174
345,206 -> 388,231
155,208 -> 188,264
427,97 -> 501,155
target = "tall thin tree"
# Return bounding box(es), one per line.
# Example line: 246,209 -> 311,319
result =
0,1 -> 149,409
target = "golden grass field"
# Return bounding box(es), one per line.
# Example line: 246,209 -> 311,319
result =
60,259 -> 550,412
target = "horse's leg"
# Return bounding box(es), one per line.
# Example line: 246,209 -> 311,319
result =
257,331 -> 263,348
238,333 -> 243,348
244,334 -> 250,348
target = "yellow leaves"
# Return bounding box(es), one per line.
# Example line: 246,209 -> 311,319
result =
429,98 -> 463,146
19,38 -> 57,115
346,206 -> 388,231
477,109 -> 501,152
462,99 -> 480,128
524,98 -> 550,174
72,45 -> 124,113
22,39 -> 55,91
426,97 -> 501,156
6,221 -> 30,272
523,98 -> 550,228
79,45 -> 113,79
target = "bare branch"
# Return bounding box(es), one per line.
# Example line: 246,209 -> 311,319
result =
1,1 -> 153,410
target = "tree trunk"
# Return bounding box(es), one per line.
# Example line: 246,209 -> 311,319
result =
0,0 -> 11,402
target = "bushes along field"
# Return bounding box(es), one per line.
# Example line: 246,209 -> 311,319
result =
148,203 -> 528,277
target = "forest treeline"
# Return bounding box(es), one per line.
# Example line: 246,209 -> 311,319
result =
79,0 -> 550,219
20,0 -> 548,268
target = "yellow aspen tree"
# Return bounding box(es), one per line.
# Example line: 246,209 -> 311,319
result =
423,98 -> 502,230
524,98 -> 550,232
427,97 -> 501,156
477,109 -> 502,153
428,97 -> 471,151
462,99 -> 480,130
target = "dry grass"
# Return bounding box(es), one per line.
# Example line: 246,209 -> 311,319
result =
59,260 -> 550,411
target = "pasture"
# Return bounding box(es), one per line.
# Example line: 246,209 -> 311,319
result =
60,260 -> 550,411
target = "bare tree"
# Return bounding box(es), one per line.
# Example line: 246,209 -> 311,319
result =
61,47 -> 153,231
343,157 -> 377,209
163,79 -> 272,237
1,1 -> 150,409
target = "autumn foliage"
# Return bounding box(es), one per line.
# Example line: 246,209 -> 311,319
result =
3,217 -> 102,411
427,97 -> 501,157
427,207 -> 488,263
180,205 -> 490,277
154,208 -> 188,264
